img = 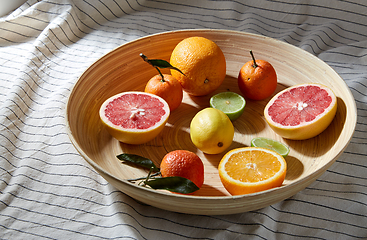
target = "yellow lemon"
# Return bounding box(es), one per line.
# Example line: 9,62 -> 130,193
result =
190,108 -> 234,154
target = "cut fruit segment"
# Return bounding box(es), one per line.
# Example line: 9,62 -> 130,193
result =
264,83 -> 337,140
99,91 -> 170,144
251,137 -> 290,157
209,92 -> 246,121
218,147 -> 287,195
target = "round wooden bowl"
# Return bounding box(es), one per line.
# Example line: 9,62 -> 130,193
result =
66,29 -> 357,215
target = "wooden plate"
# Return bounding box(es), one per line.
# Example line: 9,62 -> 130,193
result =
66,29 -> 357,215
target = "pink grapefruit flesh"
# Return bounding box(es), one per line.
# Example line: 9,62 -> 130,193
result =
99,91 -> 170,144
264,83 -> 337,140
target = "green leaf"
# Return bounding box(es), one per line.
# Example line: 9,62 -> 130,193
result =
117,153 -> 159,172
148,59 -> 173,68
145,176 -> 199,194
140,53 -> 185,76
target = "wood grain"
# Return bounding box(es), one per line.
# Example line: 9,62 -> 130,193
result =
66,29 -> 357,215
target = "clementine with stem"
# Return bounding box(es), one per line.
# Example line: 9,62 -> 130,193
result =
238,50 -> 277,101
142,53 -> 183,111
145,74 -> 183,111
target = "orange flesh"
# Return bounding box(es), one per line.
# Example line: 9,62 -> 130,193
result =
225,150 -> 281,183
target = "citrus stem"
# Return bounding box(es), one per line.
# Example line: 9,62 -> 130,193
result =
250,50 -> 258,68
127,172 -> 161,182
143,166 -> 155,186
140,53 -> 165,82
155,67 -> 165,82
140,53 -> 149,62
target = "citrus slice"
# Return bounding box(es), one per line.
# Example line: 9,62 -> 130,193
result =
209,92 -> 246,121
99,91 -> 170,144
251,137 -> 290,157
218,147 -> 287,195
264,83 -> 337,140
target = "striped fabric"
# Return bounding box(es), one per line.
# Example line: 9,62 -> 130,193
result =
1,0 -> 366,239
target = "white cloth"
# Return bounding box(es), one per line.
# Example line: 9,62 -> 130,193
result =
1,0 -> 366,239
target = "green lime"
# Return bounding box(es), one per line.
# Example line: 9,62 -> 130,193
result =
251,137 -> 290,157
209,92 -> 246,121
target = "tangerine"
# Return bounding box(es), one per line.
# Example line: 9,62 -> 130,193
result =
145,74 -> 183,111
238,50 -> 277,100
218,147 -> 287,195
170,36 -> 226,96
160,150 -> 204,189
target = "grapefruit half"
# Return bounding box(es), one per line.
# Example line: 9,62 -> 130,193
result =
264,83 -> 337,140
99,91 -> 170,144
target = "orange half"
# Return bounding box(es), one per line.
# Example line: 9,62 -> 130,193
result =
218,147 -> 287,195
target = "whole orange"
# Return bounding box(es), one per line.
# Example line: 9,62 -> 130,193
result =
145,74 -> 183,111
238,51 -> 277,101
170,36 -> 226,96
160,150 -> 204,189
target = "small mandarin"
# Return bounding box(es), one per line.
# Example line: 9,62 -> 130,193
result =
145,74 -> 183,111
238,51 -> 277,101
160,150 -> 204,189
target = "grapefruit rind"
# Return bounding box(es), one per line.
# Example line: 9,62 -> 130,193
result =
99,91 -> 170,145
218,147 -> 287,195
264,83 -> 337,140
